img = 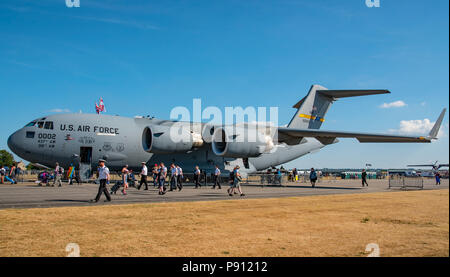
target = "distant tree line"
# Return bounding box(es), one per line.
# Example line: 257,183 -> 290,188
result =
0,150 -> 15,167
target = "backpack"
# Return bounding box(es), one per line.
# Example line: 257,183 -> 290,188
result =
229,171 -> 234,180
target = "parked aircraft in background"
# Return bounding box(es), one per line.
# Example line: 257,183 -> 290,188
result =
407,161 -> 449,171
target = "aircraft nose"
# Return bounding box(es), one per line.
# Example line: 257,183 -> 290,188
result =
7,130 -> 21,155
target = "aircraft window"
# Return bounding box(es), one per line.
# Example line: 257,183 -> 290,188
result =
37,122 -> 44,129
25,121 -> 37,127
44,121 -> 54,130
26,132 -> 35,138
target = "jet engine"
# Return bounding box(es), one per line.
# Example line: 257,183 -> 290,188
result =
142,125 -> 204,154
211,126 -> 275,158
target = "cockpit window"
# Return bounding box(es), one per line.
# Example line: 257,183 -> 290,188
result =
37,122 -> 44,129
25,121 -> 37,127
44,121 -> 54,130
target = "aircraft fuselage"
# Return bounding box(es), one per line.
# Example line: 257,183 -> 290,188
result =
8,113 -> 325,175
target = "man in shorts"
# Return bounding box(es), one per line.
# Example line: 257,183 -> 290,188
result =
228,165 -> 245,197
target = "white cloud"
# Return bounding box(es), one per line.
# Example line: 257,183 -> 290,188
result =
379,100 -> 407,109
420,102 -> 426,106
389,118 -> 446,138
49,109 -> 71,113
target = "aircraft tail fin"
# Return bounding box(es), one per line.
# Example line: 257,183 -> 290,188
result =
287,85 -> 390,129
427,108 -> 446,139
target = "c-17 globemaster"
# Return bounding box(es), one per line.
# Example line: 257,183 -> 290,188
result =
8,85 -> 446,181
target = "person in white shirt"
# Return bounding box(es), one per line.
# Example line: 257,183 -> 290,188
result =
91,159 -> 111,203
176,165 -> 183,191
138,162 -> 149,190
212,165 -> 221,189
194,166 -> 201,188
0,166 -> 6,184
53,162 -> 64,187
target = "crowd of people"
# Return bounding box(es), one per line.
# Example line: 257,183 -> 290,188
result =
0,163 -> 19,184
3,159 -> 446,203
90,159 -> 245,203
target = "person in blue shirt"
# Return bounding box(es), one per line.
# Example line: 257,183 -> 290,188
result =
228,165 -> 245,197
435,172 -> 441,186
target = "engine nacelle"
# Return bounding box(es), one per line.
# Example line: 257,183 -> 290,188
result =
142,125 -> 204,154
211,127 -> 274,158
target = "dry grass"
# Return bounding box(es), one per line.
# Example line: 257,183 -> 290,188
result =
0,189 -> 448,257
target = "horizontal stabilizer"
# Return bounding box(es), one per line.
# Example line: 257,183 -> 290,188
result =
316,89 -> 390,99
293,88 -> 390,109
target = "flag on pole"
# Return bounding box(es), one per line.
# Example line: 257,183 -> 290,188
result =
95,98 -> 106,114
99,98 -> 105,112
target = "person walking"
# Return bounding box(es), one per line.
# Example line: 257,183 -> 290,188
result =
169,163 -> 178,191
194,166 -> 201,188
276,168 -> 282,185
435,172 -> 441,186
361,169 -> 369,187
176,165 -> 183,191
228,165 -> 245,197
121,165 -> 129,195
67,164 -> 74,185
0,165 -> 6,184
53,162 -> 64,187
138,162 -> 149,190
158,162 -> 167,195
152,164 -> 159,188
9,163 -> 17,184
91,159 -> 111,203
309,168 -> 318,188
212,165 -> 221,189
293,168 -> 299,182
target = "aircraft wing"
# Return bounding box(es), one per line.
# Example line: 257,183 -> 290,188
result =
278,128 -> 433,144
30,163 -> 51,170
407,164 -> 436,167
278,108 -> 446,145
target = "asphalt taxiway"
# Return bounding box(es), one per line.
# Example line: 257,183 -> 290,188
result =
0,179 -> 448,209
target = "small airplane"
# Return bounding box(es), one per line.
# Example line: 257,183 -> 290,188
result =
407,161 -> 449,171
7,84 -> 446,181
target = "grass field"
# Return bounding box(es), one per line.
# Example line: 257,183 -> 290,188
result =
0,189 -> 448,257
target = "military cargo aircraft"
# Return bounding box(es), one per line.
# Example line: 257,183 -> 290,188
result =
8,85 -> 446,181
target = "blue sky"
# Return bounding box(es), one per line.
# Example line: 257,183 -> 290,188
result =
0,0 -> 448,168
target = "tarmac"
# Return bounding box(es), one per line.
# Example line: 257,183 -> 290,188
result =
0,178 -> 448,209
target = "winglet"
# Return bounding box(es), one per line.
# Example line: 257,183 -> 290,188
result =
428,108 -> 447,139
